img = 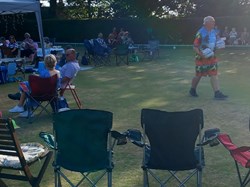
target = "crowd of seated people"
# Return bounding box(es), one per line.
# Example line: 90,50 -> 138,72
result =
0,35 -> 18,58
221,26 -> 249,45
106,27 -> 134,49
107,27 -> 119,48
8,48 -> 80,117
95,32 -> 112,55
0,33 -> 57,63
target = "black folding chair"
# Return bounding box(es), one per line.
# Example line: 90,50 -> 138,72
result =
114,44 -> 129,65
141,108 -> 204,187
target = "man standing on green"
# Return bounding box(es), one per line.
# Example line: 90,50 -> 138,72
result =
189,16 -> 228,100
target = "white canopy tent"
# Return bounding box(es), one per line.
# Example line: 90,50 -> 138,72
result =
0,0 -> 45,56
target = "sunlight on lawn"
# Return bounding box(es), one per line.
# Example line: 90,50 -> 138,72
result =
138,97 -> 169,108
1,47 -> 250,186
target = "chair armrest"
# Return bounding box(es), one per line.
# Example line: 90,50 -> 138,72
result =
125,129 -> 144,148
198,128 -> 221,147
231,146 -> 250,154
111,130 -> 127,145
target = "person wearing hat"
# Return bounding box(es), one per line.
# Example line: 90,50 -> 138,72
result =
189,16 -> 228,100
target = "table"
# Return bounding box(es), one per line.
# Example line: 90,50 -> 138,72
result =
37,47 -> 65,57
0,58 -> 23,65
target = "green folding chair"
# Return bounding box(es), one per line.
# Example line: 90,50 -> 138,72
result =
52,109 -> 116,187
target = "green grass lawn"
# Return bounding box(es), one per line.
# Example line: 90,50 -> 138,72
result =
1,46 -> 250,186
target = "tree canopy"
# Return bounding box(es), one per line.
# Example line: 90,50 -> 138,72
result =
47,0 -> 250,19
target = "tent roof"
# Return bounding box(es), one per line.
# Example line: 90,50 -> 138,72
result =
0,0 -> 40,15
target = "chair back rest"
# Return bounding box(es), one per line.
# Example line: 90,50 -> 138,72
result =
115,44 -> 129,55
0,118 -> 25,167
53,109 -> 113,172
83,39 -> 94,55
148,40 -> 159,50
93,39 -> 106,55
141,108 -> 203,170
7,62 -> 16,76
60,77 -> 74,92
29,74 -> 58,101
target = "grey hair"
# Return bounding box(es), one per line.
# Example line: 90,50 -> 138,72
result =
203,16 -> 215,25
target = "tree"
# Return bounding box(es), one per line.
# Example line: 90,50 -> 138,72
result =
109,0 -> 197,18
45,0 -> 250,19
193,0 -> 250,17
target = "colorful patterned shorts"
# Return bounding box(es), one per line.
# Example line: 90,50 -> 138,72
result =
195,57 -> 218,76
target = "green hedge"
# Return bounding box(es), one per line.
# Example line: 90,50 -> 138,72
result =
1,16 -> 249,44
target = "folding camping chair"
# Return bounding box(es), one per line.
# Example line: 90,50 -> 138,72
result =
22,74 -> 58,122
0,118 -> 52,187
83,39 -> 111,66
92,39 -> 112,66
140,108 -> 204,187
142,40 -> 160,61
7,61 -> 25,82
51,109 -> 117,187
217,133 -> 250,187
83,39 -> 95,64
60,79 -> 82,109
6,62 -> 17,82
114,44 -> 129,65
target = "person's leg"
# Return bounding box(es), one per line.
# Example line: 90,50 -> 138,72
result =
189,76 -> 201,97
210,75 -> 219,91
9,92 -> 26,113
191,76 -> 202,89
210,75 -> 228,99
8,92 -> 21,100
17,92 -> 26,106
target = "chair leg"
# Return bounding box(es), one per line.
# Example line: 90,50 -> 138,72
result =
34,151 -> 53,187
116,55 -> 119,66
143,169 -> 149,187
55,167 -> 63,187
70,89 -> 82,109
235,161 -> 250,187
197,170 -> 202,187
108,171 -> 112,187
